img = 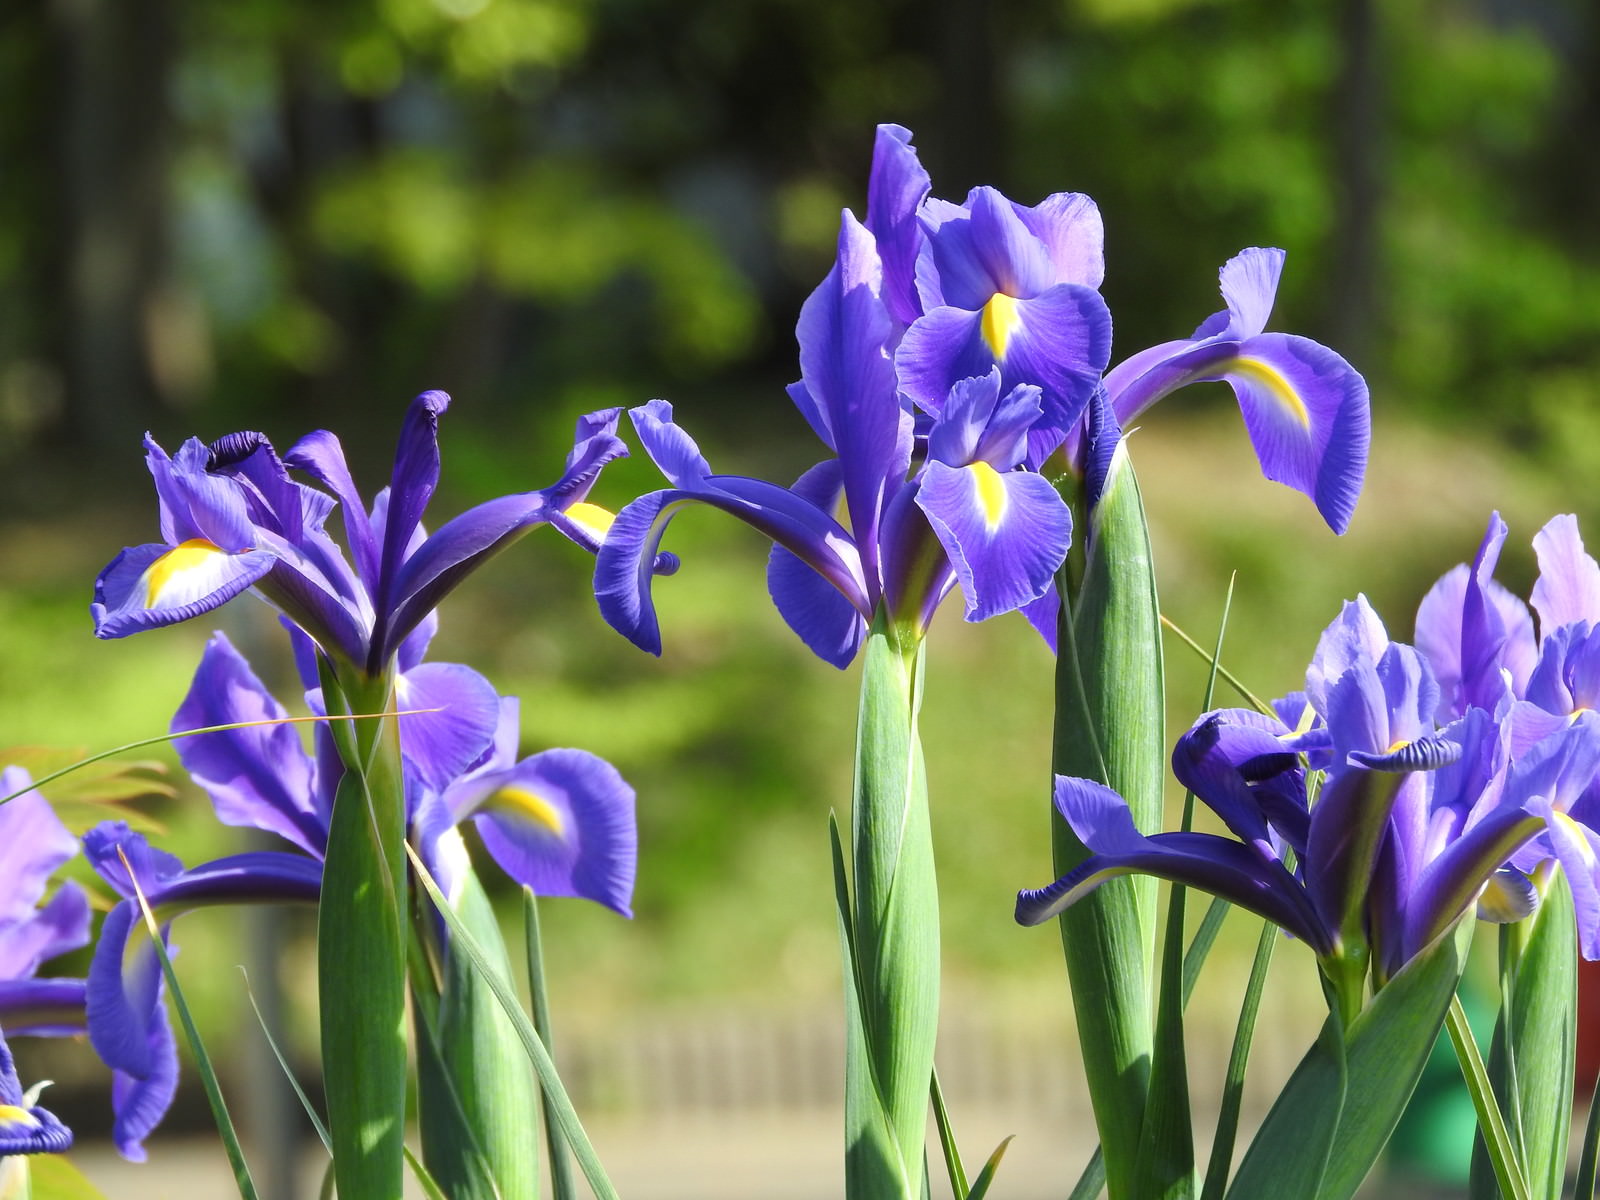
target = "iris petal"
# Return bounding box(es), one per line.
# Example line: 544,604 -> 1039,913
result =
92,542 -> 275,639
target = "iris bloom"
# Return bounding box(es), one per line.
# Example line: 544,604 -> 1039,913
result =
84,632 -> 636,1145
0,770 -> 86,1160
92,394 -> 630,675
597,127 -> 1089,666
1017,593 -> 1600,993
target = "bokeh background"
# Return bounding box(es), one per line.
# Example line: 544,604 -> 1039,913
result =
2,0 -> 1599,1194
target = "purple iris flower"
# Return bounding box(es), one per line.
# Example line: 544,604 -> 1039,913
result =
596,128 -> 1083,667
1071,246 -> 1370,533
0,770 -> 87,1159
92,396 -> 630,675
1018,593 -> 1600,985
82,631 -> 636,1147
0,767 -> 175,1160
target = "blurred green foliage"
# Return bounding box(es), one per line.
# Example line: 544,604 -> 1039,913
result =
0,0 -> 1597,1155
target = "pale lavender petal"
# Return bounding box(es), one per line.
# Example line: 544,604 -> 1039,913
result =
1210,247 -> 1285,339
0,773 -> 79,922
916,187 -> 1055,309
1532,514 -> 1600,635
0,883 -> 90,981
1306,595 -> 1390,716
1012,192 -> 1105,289
865,123 -> 932,329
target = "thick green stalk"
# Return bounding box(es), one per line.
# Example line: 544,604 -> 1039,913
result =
845,615 -> 937,1200
1052,442 -> 1162,1198
318,666 -> 408,1200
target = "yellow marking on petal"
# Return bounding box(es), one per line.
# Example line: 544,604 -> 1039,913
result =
0,1106 -> 37,1127
490,786 -> 566,838
1230,356 -> 1310,430
980,293 -> 1022,360
1477,873 -> 1533,923
1386,738 -> 1410,754
970,461 -> 1008,531
144,538 -> 226,607
564,501 -> 616,540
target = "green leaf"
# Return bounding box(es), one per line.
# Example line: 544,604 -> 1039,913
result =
120,849 -> 260,1200
1228,919 -> 1472,1200
1471,876 -> 1576,1200
1053,443 -> 1163,1198
965,1136 -> 1014,1200
407,844 -> 620,1200
526,889 -> 579,1200
1065,1146 -> 1105,1200
930,1065 -> 969,1199
240,967 -> 332,1155
414,997 -> 504,1200
847,619 -> 937,1200
1449,994 -> 1530,1200
316,666 -> 409,1200
418,863 -> 537,1200
404,1145 -> 452,1200
831,809 -> 914,1200
1573,1074 -> 1600,1200
1200,918 -> 1277,1200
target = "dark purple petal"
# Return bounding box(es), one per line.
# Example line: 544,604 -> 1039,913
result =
1171,709 -> 1308,858
1020,586 -> 1059,653
0,978 -> 88,1038
284,429 -> 380,586
1532,514 -> 1600,635
915,187 -> 1055,310
792,213 -> 910,580
595,476 -> 871,656
173,633 -> 325,857
1021,776 -> 1325,945
92,541 -> 277,639
633,398 -> 716,484
865,124 -> 932,330
373,390 -> 450,613
914,461 -> 1072,621
83,823 -> 183,900
765,460 -> 866,668
926,371 -> 1041,472
145,436 -> 259,551
109,1002 -> 178,1162
454,749 -> 637,916
394,662 -> 502,792
0,1032 -> 73,1155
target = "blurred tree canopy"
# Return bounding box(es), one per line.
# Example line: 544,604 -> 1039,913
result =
1,0 -> 1596,494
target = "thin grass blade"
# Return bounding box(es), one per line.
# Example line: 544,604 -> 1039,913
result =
239,967 -> 331,1154
965,1136 -> 1014,1200
930,1065 -> 968,1199
1200,918 -> 1277,1200
1574,1081 -> 1600,1200
1448,994 -> 1532,1200
119,850 -> 259,1200
405,1145 -> 452,1200
526,888 -> 578,1200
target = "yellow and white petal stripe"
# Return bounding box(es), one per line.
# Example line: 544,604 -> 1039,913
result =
141,539 -> 236,609
1228,355 -> 1311,430
93,539 -> 276,638
979,293 -> 1023,361
485,784 -> 568,841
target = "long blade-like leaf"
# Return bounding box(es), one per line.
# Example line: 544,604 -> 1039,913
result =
404,1145 -> 452,1200
120,850 -> 259,1200
930,1065 -> 968,1199
965,1136 -> 1014,1200
1200,917 -> 1277,1200
240,967 -> 332,1155
526,888 -> 579,1200
1053,442 -> 1163,1198
407,844 -> 620,1200
1573,1080 -> 1600,1200
1450,995 -> 1532,1200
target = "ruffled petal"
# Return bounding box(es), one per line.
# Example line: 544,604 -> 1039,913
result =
0,884 -> 90,983
915,186 -> 1055,309
1207,247 -> 1285,340
865,124 -> 932,330
1012,191 -> 1105,289
92,541 -> 276,639
0,772 -> 80,922
109,1002 -> 178,1162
